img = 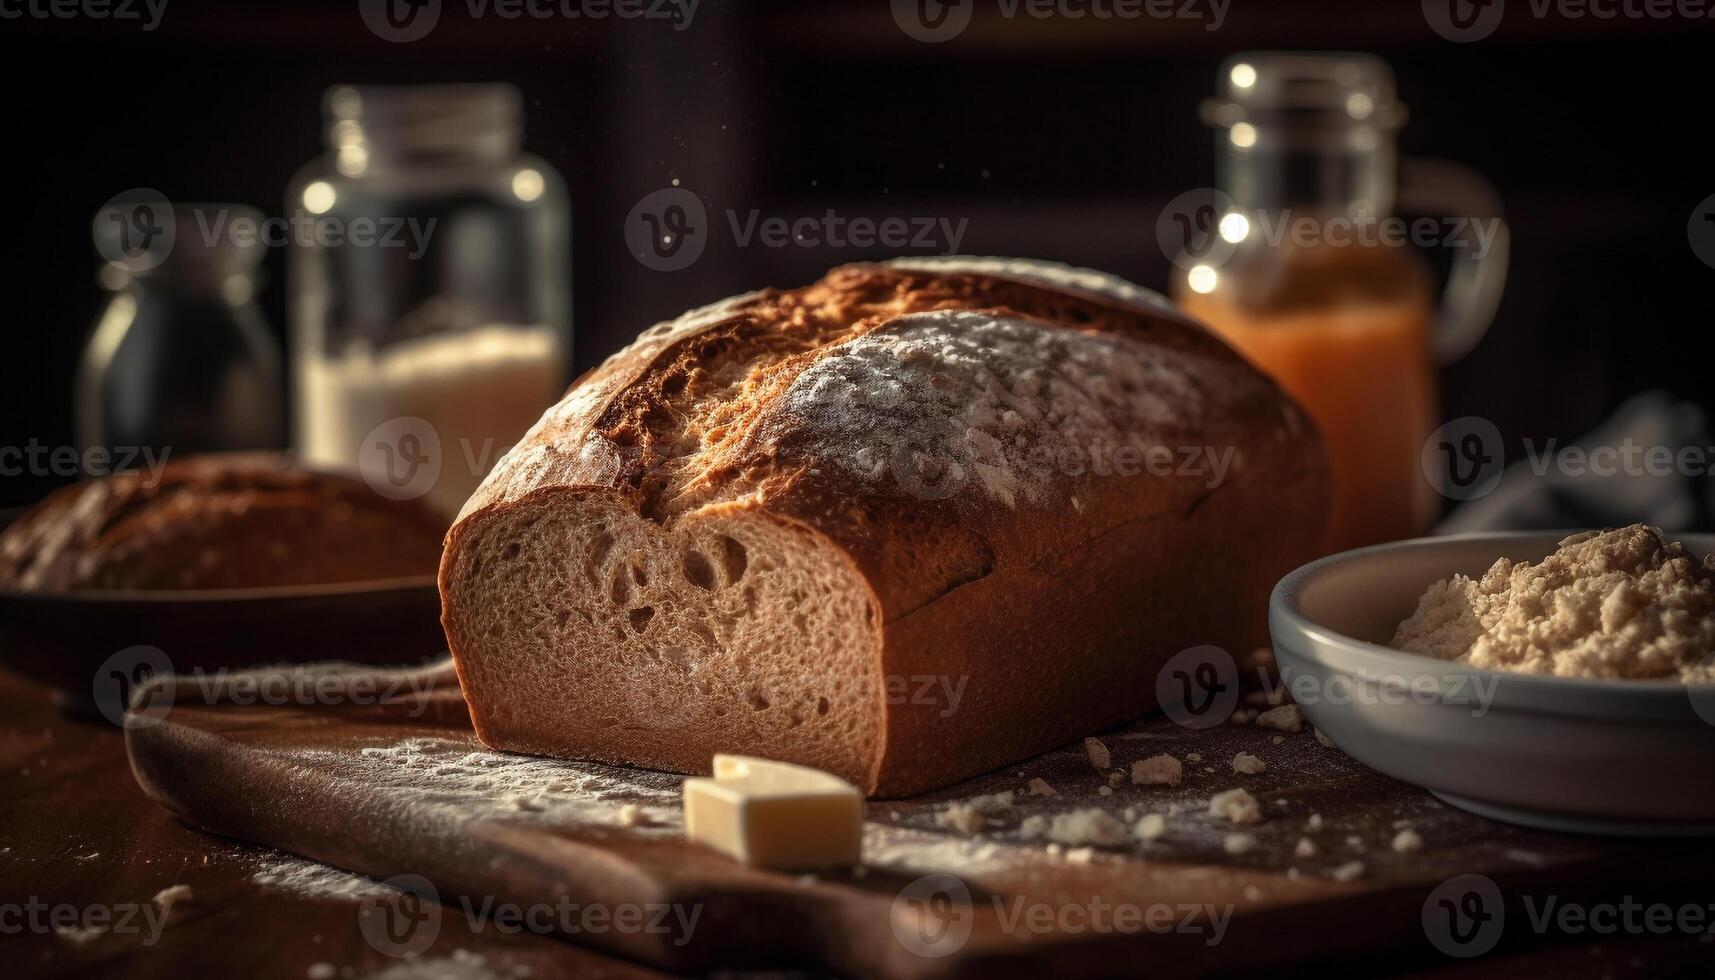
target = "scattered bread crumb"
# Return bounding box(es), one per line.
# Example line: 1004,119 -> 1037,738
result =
1271,735 -> 1286,745
1185,752 -> 1203,763
1045,808 -> 1130,847
1229,709 -> 1256,725
1392,829 -> 1424,853
1294,837 -> 1317,858
152,884 -> 192,920
1027,777 -> 1057,797
54,925 -> 105,945
1254,704 -> 1304,733
1307,813 -> 1323,830
1329,861 -> 1366,882
616,804 -> 644,827
1131,754 -> 1183,787
1314,728 -> 1335,748
1232,752 -> 1266,775
1223,833 -> 1257,855
1243,884 -> 1264,901
1097,786 -> 1113,797
1209,788 -> 1261,824
1134,813 -> 1167,840
308,965 -> 336,980
1084,737 -> 1111,771
1064,847 -> 1095,865
1019,815 -> 1049,838
1107,770 -> 1125,787
936,804 -> 987,834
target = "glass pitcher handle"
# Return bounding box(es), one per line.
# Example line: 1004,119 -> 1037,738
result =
1396,160 -> 1510,366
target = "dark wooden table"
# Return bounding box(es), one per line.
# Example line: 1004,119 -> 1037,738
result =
3,666 -> 1712,979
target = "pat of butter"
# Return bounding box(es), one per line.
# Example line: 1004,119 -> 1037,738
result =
683,755 -> 863,870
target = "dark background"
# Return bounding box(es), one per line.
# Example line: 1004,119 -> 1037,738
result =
2,0 -> 1711,512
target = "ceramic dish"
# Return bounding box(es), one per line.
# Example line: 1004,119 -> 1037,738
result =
1270,530 -> 1715,836
0,502 -> 446,723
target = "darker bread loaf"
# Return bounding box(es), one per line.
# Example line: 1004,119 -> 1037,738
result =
439,257 -> 1331,797
0,452 -> 447,591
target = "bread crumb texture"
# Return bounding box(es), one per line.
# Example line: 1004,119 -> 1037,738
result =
1391,525 -> 1715,682
1131,754 -> 1183,787
1039,808 -> 1130,847
1209,788 -> 1261,825
1134,813 -> 1167,840
1083,737 -> 1112,771
1392,828 -> 1423,853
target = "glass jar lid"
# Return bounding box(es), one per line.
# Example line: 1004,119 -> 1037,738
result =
325,84 -> 523,175
1203,52 -> 1408,134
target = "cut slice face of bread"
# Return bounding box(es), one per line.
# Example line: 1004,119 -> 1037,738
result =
440,257 -> 1331,796
443,491 -> 882,785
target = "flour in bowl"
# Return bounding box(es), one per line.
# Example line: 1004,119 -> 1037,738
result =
1391,524 -> 1715,682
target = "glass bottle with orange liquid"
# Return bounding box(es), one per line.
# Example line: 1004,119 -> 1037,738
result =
1170,54 -> 1509,553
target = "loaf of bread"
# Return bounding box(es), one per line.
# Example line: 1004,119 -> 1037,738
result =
0,453 -> 446,591
439,257 -> 1331,797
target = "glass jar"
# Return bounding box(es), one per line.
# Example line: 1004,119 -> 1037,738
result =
1171,53 -> 1509,552
78,201 -> 284,462
288,83 -> 571,518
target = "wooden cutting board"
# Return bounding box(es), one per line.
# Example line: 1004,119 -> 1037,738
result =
123,660 -> 1715,978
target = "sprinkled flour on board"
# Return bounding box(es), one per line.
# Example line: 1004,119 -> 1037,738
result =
338,736 -> 683,827
772,310 -> 1233,507
251,856 -> 397,901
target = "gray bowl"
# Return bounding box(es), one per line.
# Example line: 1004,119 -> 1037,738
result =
1269,531 -> 1715,836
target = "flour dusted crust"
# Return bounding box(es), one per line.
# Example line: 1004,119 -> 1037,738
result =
769,309 -> 1233,510
881,255 -> 1181,315
441,258 -> 1331,796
